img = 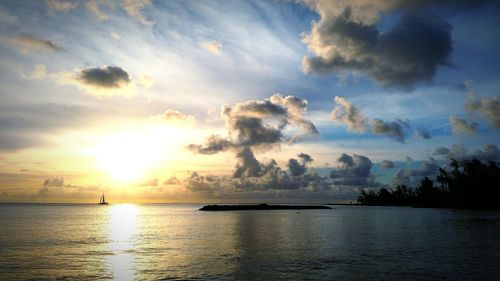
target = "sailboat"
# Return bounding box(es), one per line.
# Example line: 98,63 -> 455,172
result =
98,192 -> 109,205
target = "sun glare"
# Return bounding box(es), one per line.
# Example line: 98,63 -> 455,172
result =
93,129 -> 165,182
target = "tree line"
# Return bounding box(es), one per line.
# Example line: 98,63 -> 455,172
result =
358,159 -> 500,209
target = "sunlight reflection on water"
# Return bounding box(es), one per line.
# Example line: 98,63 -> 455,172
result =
106,204 -> 138,281
1,204 -> 500,280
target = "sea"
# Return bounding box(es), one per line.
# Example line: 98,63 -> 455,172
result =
1,204 -> 500,281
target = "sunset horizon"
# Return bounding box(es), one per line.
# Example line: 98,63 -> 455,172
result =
1,1 -> 500,280
1,1 -> 499,205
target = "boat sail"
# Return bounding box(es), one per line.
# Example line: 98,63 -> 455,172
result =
98,192 -> 109,205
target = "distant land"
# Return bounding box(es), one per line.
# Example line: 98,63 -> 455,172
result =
199,203 -> 331,211
357,159 -> 500,210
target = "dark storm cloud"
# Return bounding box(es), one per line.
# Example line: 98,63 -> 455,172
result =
449,116 -> 479,135
303,11 -> 452,88
189,94 -> 318,154
78,66 -> 130,89
301,0 -> 470,88
329,153 -> 377,186
298,153 -> 313,164
232,117 -> 283,147
288,153 -> 313,177
287,158 -> 307,177
233,147 -> 266,178
465,95 -> 500,129
371,118 -> 410,143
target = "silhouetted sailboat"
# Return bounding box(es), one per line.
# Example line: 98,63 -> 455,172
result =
98,192 -> 108,205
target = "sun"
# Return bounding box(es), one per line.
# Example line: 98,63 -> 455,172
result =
93,130 -> 164,182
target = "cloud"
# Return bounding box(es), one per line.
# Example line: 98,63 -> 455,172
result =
78,66 -> 130,89
189,94 -> 318,154
233,147 -> 267,178
288,153 -> 313,177
371,118 -> 410,143
301,1 -> 454,88
471,144 -> 500,162
449,115 -> 479,135
200,40 -> 222,54
381,160 -> 395,169
87,0 -> 110,21
156,109 -> 195,124
329,153 -> 377,186
53,65 -> 136,97
43,177 -> 65,187
465,95 -> 500,128
229,116 -> 283,147
20,64 -> 47,80
269,94 -> 319,137
8,35 -> 62,53
46,0 -> 78,13
110,32 -> 122,41
434,146 -> 450,156
185,171 -> 221,193
409,157 -> 440,177
120,0 -> 153,26
414,128 -> 431,140
188,135 -> 234,155
164,176 -> 180,185
46,65 -> 139,97
331,96 -> 368,132
392,157 -> 440,186
434,143 -> 500,162
331,96 -> 410,142
187,149 -> 329,193
184,149 -> 383,201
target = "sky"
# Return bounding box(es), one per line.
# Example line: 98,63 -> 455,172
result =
0,0 -> 499,203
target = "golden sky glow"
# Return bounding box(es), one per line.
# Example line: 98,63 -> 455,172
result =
1,0 -> 499,203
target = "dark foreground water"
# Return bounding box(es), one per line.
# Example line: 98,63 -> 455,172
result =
1,204 -> 500,281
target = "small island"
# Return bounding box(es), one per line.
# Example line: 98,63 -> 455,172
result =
199,203 -> 331,211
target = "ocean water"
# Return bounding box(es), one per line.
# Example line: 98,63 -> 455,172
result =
1,204 -> 500,281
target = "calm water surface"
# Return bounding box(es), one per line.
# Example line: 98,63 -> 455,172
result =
1,204 -> 500,280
